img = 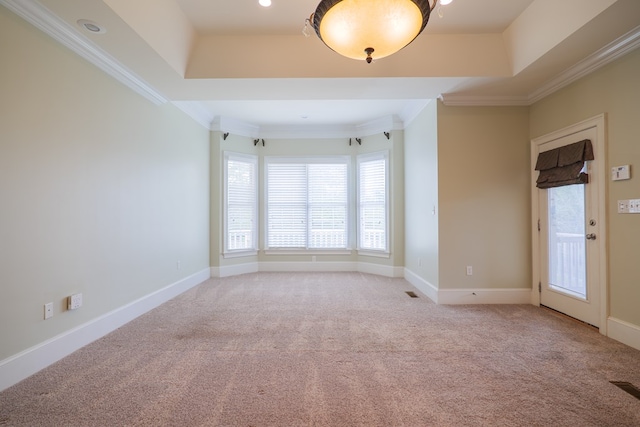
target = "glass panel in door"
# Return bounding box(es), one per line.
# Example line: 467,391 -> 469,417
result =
548,184 -> 587,299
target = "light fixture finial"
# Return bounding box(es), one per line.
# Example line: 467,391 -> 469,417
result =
365,47 -> 375,64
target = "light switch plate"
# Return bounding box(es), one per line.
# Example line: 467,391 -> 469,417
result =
44,302 -> 53,320
618,199 -> 640,214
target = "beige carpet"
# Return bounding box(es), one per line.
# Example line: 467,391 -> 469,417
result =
1,272 -> 639,426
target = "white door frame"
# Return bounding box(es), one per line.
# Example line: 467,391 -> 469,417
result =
530,114 -> 608,335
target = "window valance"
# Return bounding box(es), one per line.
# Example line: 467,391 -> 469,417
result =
535,139 -> 594,189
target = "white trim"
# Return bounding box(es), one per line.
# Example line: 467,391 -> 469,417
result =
528,25 -> 640,104
607,317 -> 640,352
212,116 -> 260,139
357,250 -> 391,259
258,115 -> 403,140
403,268 -> 438,303
0,268 -> 210,392
438,288 -> 533,305
355,115 -> 403,136
214,261 -> 404,277
222,250 -> 258,259
399,100 -> 432,128
213,262 -> 259,278
440,26 -> 640,107
259,124 -> 357,140
358,262 -> 403,278
259,261 -> 358,273
263,250 -> 353,256
0,0 -> 167,106
172,101 -> 214,130
439,94 -> 530,107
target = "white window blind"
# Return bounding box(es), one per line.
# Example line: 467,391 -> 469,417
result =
358,152 -> 388,252
266,158 -> 348,249
224,153 -> 257,253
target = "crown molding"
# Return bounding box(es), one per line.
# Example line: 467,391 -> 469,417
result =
1,0 -> 167,105
528,24 -> 640,104
211,116 -> 260,139
258,124 -> 357,140
356,115 -> 403,136
172,101 -> 214,129
438,94 -> 530,107
261,115 -> 402,139
440,25 -> 640,107
400,99 -> 432,127
209,114 -> 404,140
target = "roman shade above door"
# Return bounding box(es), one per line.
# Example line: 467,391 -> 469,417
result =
535,139 -> 594,189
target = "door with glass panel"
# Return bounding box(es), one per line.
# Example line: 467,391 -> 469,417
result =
537,127 -> 601,327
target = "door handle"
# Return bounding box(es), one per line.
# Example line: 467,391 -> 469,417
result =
586,233 -> 597,240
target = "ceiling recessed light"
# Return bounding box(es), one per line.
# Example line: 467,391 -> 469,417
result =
259,0 -> 271,7
77,19 -> 106,34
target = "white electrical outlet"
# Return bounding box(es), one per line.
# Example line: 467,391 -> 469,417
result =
177,260 -> 181,270
466,266 -> 473,276
68,293 -> 82,310
44,302 -> 53,320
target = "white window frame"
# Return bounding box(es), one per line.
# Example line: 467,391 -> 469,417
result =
264,156 -> 352,254
223,152 -> 258,257
357,151 -> 390,256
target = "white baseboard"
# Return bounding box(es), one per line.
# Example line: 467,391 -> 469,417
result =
607,317 -> 640,351
438,288 -> 532,305
213,262 -> 259,278
0,268 -> 211,392
358,262 -> 404,278
213,260 -> 396,277
259,261 -> 357,273
213,261 -> 401,277
403,268 -> 438,303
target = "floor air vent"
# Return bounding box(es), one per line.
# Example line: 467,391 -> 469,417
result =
405,291 -> 418,298
610,381 -> 640,400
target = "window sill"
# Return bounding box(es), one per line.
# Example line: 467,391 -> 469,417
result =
223,250 -> 258,259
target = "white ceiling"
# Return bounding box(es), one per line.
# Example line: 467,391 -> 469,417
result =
3,0 -> 640,137
176,0 -> 534,36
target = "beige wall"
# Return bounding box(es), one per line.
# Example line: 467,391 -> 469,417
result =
211,133 -> 405,270
530,48 -> 640,327
0,8 -> 210,360
404,101 -> 439,286
437,103 -> 531,290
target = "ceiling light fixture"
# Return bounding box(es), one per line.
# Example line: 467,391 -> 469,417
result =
259,0 -> 272,7
307,0 -> 439,63
77,19 -> 106,34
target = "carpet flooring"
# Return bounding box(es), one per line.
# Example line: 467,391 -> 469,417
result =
1,272 -> 640,426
